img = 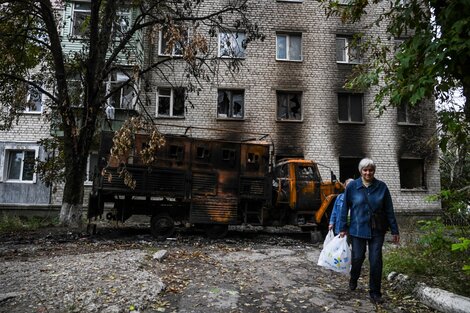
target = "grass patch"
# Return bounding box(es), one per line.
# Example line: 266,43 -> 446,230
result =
384,219 -> 470,297
0,214 -> 58,233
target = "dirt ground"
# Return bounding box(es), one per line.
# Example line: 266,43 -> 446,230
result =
0,224 -> 436,313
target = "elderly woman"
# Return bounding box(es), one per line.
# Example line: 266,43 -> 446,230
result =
339,158 -> 400,304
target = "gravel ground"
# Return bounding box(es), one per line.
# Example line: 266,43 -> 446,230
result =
0,225 -> 437,313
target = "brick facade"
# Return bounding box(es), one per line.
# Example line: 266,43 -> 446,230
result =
0,0 -> 441,214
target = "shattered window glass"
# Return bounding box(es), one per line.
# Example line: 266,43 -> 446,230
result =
276,91 -> 302,121
217,89 -> 244,119
72,2 -> 91,37
159,25 -> 188,56
219,32 -> 246,58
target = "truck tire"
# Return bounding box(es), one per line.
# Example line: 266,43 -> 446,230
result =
310,230 -> 323,243
150,214 -> 175,240
205,224 -> 229,239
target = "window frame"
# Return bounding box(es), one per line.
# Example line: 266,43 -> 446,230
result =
84,152 -> 99,185
399,158 -> 426,190
71,1 -> 92,37
1,146 -> 39,184
337,93 -> 364,123
336,36 -> 361,64
276,90 -> 303,122
218,31 -> 247,59
276,33 -> 302,62
113,8 -> 131,38
156,87 -> 185,118
158,25 -> 189,56
24,84 -> 44,114
105,71 -> 135,109
217,89 -> 245,119
397,102 -> 422,125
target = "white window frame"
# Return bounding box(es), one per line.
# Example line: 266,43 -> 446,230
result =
84,152 -> 99,185
156,87 -> 185,118
71,1 -> 91,37
105,71 -> 135,109
218,31 -> 247,58
217,89 -> 244,119
111,8 -> 130,39
158,26 -> 188,56
25,84 -> 44,114
0,145 -> 39,183
338,93 -> 364,123
276,33 -> 302,62
276,90 -> 303,121
336,36 -> 361,64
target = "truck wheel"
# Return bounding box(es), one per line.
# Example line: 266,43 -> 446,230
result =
150,214 -> 175,240
310,231 -> 322,243
205,224 -> 228,239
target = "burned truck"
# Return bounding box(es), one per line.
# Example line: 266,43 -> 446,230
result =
88,131 -> 344,240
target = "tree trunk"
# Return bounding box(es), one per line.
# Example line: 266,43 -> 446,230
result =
59,158 -> 87,227
59,202 -> 84,228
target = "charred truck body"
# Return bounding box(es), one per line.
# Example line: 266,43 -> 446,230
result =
88,131 -> 344,240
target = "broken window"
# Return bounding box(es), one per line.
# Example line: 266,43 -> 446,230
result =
219,32 -> 246,58
339,157 -> 362,181
397,102 -> 422,125
277,91 -> 302,121
196,146 -> 210,161
399,158 -> 425,189
276,33 -> 302,61
25,83 -> 43,113
159,25 -> 188,56
217,89 -> 244,119
113,8 -> 130,38
106,71 -> 135,109
72,2 -> 91,37
222,149 -> 236,161
169,145 -> 184,161
247,153 -> 259,164
296,165 -> 320,181
157,87 -> 185,118
338,93 -> 363,123
336,36 -> 361,64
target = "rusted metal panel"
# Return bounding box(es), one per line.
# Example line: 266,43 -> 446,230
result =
100,167 -> 187,197
239,176 -> 268,199
192,172 -> 217,196
189,196 -> 238,224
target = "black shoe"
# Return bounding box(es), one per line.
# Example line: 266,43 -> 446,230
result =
349,279 -> 357,291
370,294 -> 384,304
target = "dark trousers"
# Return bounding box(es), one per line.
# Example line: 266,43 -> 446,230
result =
350,231 -> 385,297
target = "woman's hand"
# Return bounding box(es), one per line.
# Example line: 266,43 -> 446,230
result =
339,231 -> 347,238
328,224 -> 333,230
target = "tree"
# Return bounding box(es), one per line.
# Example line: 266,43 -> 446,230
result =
0,0 -> 263,227
317,0 -> 470,195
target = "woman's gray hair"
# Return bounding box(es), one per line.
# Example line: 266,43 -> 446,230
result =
358,158 -> 376,172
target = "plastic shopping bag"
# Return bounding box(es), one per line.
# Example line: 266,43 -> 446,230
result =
317,235 -> 351,274
323,229 -> 335,248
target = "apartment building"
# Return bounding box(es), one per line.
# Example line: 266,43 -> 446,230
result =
0,0 -> 441,216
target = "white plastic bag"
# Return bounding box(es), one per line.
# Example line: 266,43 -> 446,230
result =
323,229 -> 335,247
317,235 -> 351,274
